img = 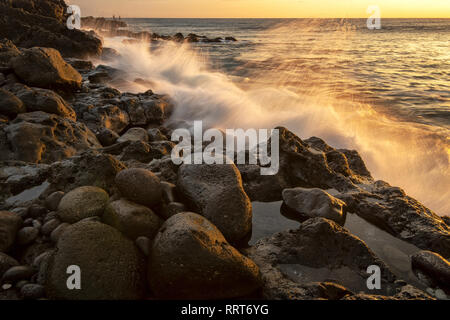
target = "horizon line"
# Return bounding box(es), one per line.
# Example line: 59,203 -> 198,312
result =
86,16 -> 450,19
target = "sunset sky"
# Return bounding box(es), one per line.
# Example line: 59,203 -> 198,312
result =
67,0 -> 450,18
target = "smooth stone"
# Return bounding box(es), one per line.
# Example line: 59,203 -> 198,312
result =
149,212 -> 262,299
103,199 -> 163,240
57,186 -> 109,223
135,236 -> 151,256
115,168 -> 162,208
0,252 -> 19,276
282,187 -> 347,225
117,127 -> 149,144
16,227 -> 39,246
50,223 -> 70,243
20,284 -> 45,300
45,191 -> 65,211
46,220 -> 146,300
41,219 -> 61,236
2,265 -> 34,283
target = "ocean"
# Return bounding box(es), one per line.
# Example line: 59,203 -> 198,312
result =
102,18 -> 450,214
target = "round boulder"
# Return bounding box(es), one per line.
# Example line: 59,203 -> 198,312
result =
57,186 -> 109,223
115,168 -> 162,208
46,220 -> 146,300
177,163 -> 252,244
148,212 -> 262,299
103,199 -> 163,240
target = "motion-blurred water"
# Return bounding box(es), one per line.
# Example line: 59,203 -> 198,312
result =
103,18 -> 450,214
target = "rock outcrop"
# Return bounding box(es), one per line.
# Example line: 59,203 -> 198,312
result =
148,212 -> 262,299
0,0 -> 102,58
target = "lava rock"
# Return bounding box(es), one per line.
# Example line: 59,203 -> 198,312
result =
0,88 -> 25,117
149,212 -> 262,299
177,162 -> 252,244
11,47 -> 82,92
46,220 -> 146,300
57,186 -> 109,223
411,251 -> 450,288
282,187 -> 347,225
115,168 -> 162,208
103,199 -> 163,240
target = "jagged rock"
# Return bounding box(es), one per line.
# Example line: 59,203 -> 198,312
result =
148,212 -> 262,299
0,88 -> 25,117
79,104 -> 129,134
115,168 -> 162,208
46,220 -> 146,300
103,199 -> 163,240
96,127 -> 119,146
282,187 -> 347,225
0,39 -> 20,67
411,251 -> 450,288
339,181 -> 450,259
11,47 -> 82,92
46,150 -> 126,195
177,161 -> 252,244
0,111 -> 100,163
57,186 -> 109,224
0,211 -> 22,252
246,218 -> 398,299
0,1 -> 102,58
16,87 -> 76,120
117,127 -> 148,144
148,128 -> 167,142
120,94 -> 173,126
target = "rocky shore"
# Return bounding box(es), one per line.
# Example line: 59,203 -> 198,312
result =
0,0 -> 449,301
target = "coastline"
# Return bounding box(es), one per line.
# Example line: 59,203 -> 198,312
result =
0,1 -> 449,301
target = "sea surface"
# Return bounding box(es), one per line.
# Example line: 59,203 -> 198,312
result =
104,18 -> 450,214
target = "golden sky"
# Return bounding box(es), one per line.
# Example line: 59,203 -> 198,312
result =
67,0 -> 450,18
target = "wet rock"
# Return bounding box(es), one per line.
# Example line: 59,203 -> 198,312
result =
0,88 -> 25,117
340,182 -> 450,258
0,253 -> 19,276
2,265 -> 34,284
103,199 -> 163,240
411,251 -> 450,288
67,59 -> 94,71
58,186 -> 109,224
0,211 -> 22,252
16,227 -> 39,246
0,111 -> 101,163
246,218 -> 398,299
11,47 -> 82,92
149,212 -> 262,299
20,283 -> 45,300
45,191 -> 64,211
121,94 -> 173,126
115,168 -> 162,208
117,127 -> 149,144
46,220 -> 146,300
282,187 -> 347,225
177,162 -> 252,244
16,87 -> 76,120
